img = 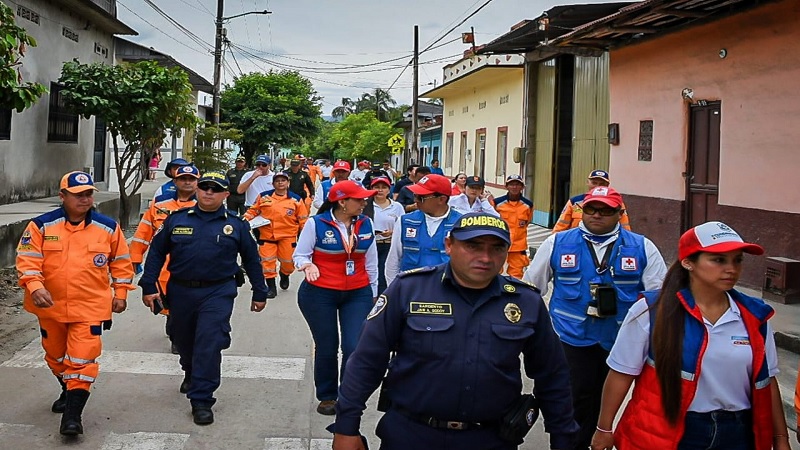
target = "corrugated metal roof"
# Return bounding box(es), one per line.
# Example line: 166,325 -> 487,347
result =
479,3 -> 633,54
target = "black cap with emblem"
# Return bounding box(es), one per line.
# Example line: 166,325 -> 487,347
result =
449,212 -> 511,245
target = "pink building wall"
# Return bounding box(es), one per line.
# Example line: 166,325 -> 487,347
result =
608,0 -> 800,213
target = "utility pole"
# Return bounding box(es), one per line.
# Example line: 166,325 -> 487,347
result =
410,25 -> 419,164
212,0 -> 224,125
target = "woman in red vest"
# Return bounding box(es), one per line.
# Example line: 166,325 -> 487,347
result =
293,180 -> 378,416
590,221 -> 791,450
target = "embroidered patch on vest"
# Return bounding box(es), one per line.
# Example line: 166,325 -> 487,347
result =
405,227 -> 417,238
621,257 -> 637,271
560,254 -> 576,268
367,295 -> 388,320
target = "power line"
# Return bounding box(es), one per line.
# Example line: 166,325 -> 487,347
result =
141,0 -> 213,50
176,0 -> 214,16
194,0 -> 214,15
117,1 -> 210,56
227,42 -> 245,76
421,0 -> 497,53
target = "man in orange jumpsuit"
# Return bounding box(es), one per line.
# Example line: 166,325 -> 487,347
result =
243,171 -> 308,298
16,171 -> 134,436
494,175 -> 534,278
131,165 -> 199,353
552,169 -> 631,233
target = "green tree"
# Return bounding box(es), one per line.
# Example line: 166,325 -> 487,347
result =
221,71 -> 322,163
59,60 -> 200,227
192,123 -> 243,173
0,3 -> 46,111
331,112 -> 400,161
297,120 -> 337,160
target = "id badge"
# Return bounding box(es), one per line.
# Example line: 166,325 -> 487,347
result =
345,260 -> 355,276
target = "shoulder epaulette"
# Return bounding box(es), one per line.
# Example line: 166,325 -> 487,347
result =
396,266 -> 437,278
502,275 -> 541,293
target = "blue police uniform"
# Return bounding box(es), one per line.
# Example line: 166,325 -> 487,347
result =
549,227 -> 646,351
139,204 -> 268,408
398,208 -> 461,270
335,264 -> 578,450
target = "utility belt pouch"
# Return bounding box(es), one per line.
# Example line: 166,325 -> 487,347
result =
587,283 -> 617,317
498,394 -> 539,444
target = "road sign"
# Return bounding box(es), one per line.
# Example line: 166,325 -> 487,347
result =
391,146 -> 403,155
387,134 -> 405,148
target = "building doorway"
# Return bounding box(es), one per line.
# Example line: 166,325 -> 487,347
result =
686,101 -> 722,228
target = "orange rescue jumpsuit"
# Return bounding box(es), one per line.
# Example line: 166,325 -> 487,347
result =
244,190 -> 308,279
130,193 -> 196,313
16,208 -> 134,391
552,193 -> 632,233
494,194 -> 533,278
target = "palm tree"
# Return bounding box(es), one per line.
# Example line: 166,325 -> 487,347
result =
373,88 -> 396,122
331,97 -> 355,120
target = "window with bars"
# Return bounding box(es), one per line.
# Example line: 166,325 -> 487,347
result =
638,120 -> 653,161
0,109 -> 11,140
48,83 -> 78,142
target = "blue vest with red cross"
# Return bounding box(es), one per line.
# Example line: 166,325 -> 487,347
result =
549,227 -> 647,350
399,209 -> 462,271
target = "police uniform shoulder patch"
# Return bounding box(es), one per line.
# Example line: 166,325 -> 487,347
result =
367,295 -> 388,320
503,275 -> 540,293
20,230 -> 32,245
396,266 -> 437,278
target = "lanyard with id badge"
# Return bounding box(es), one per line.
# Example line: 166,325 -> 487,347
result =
337,220 -> 357,276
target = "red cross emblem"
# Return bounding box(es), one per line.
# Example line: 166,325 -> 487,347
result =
560,254 -> 576,268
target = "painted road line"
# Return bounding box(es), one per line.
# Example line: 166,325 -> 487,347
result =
1,339 -> 305,380
264,438 -> 333,450
101,431 -> 191,450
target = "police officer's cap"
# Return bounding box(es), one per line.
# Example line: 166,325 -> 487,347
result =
449,212 -> 511,245
197,171 -> 229,189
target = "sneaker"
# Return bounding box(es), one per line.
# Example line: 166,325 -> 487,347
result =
316,400 -> 337,416
279,273 -> 290,290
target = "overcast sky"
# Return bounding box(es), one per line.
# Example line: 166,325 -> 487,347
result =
116,0 -> 603,115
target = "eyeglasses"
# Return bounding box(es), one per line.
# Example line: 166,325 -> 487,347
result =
198,184 -> 226,193
255,163 -> 268,167
413,194 -> 439,203
583,205 -> 620,216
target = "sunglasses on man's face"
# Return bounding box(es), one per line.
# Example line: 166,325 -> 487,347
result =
197,184 -> 226,193
255,163 -> 268,167
583,205 -> 620,216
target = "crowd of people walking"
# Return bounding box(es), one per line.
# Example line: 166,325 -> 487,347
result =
14,156 -> 799,450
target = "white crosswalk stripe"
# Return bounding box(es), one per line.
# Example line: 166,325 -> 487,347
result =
264,438 -> 333,450
1,339 -> 306,380
101,431 -> 191,450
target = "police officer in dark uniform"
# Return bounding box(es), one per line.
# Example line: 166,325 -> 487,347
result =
332,212 -> 578,450
225,156 -> 248,215
361,161 -> 391,188
286,158 -> 315,201
139,171 -> 269,426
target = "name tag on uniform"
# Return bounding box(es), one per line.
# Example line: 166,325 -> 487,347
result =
172,227 -> 193,235
345,260 -> 355,276
410,302 -> 452,315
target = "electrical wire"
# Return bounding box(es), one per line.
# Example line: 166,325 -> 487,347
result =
227,42 -> 245,76
141,0 -> 212,49
175,0 -> 214,16
117,0 -> 210,56
421,0 -> 498,54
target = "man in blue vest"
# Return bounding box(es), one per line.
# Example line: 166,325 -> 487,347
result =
384,174 -> 462,287
312,160 -> 350,210
523,186 -> 667,450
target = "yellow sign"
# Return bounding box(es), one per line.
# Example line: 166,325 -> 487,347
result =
387,134 -> 405,148
391,146 -> 403,155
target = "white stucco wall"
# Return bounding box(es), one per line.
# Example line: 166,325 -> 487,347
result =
0,0 -> 116,203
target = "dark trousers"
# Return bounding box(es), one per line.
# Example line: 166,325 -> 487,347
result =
377,242 -> 391,295
297,281 -> 373,401
678,410 -> 754,450
562,343 -> 609,450
227,196 -> 246,216
167,280 -> 237,408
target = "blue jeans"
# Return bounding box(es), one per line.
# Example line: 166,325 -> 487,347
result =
678,410 -> 754,450
297,281 -> 373,401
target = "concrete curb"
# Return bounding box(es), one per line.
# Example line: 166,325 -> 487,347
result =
776,331 -> 800,355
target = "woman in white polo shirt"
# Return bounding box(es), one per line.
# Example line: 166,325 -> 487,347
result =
590,221 -> 791,450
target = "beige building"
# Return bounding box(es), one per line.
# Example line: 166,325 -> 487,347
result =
421,53 -> 525,186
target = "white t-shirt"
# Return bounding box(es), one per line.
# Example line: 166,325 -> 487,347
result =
607,294 -> 779,412
349,168 -> 368,183
321,165 -> 333,178
240,170 -> 274,206
447,193 -> 499,217
372,200 -> 405,244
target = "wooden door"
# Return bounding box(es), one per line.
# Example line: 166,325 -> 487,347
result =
686,101 -> 721,228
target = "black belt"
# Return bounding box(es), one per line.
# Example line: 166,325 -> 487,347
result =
171,277 -> 233,288
376,240 -> 392,246
394,406 -> 499,431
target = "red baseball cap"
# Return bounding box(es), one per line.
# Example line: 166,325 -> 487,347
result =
678,221 -> 764,261
332,161 -> 351,172
583,186 -> 623,209
407,174 -> 452,196
370,176 -> 392,187
327,180 -> 377,202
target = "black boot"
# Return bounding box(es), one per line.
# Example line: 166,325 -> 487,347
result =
51,377 -> 67,413
59,389 -> 90,436
266,278 -> 277,299
279,273 -> 290,290
179,373 -> 191,394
